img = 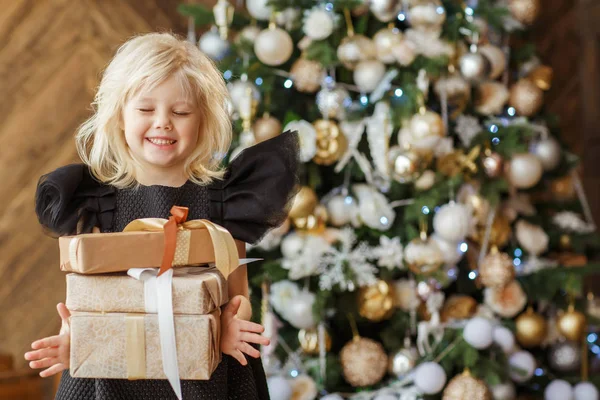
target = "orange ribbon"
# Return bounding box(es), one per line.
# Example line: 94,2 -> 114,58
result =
158,206 -> 190,276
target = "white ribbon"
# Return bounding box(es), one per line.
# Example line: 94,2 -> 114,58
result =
127,258 -> 262,400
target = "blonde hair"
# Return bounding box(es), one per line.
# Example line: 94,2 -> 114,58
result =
76,32 -> 232,188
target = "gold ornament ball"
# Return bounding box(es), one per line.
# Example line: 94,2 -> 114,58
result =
559,234 -> 572,251
409,110 -> 445,143
254,27 -> 294,66
441,295 -> 478,322
471,214 -> 512,248
358,280 -> 395,322
442,370 -> 492,400
479,44 -> 507,80
479,251 -> 515,288
408,0 -> 446,32
253,115 -> 281,143
374,27 -> 402,64
506,153 -> 543,189
459,51 -> 490,82
551,175 -> 576,201
292,204 -> 328,233
298,327 -> 332,355
557,304 -> 587,342
289,186 -> 318,219
337,35 -> 376,70
312,119 -> 348,166
528,65 -> 553,91
509,0 -> 541,25
340,337 -> 388,387
405,236 -> 445,276
483,151 -> 504,178
388,146 -> 419,183
290,58 -> 325,93
370,0 -> 402,22
509,79 -> 544,117
515,307 -> 547,348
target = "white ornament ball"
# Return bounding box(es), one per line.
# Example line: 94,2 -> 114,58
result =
415,170 -> 436,190
227,80 -> 261,112
267,375 -> 293,400
254,28 -> 294,66
430,234 -> 463,265
392,39 -> 417,66
370,0 -> 402,22
373,395 -> 397,400
327,195 -> 357,226
493,326 -> 516,354
236,25 -> 262,45
285,291 -> 316,329
281,233 -> 305,259
198,30 -> 230,60
433,202 -> 472,242
508,351 -> 536,382
574,382 -> 599,400
284,120 -> 317,162
246,0 -> 273,20
507,153 -> 543,189
321,395 -> 344,400
414,362 -> 447,395
303,9 -> 335,40
492,382 -> 516,400
459,52 -> 489,82
374,27 -> 402,64
531,136 -> 562,171
354,60 -> 386,93
515,220 -> 548,256
545,380 -> 574,400
463,317 -> 494,349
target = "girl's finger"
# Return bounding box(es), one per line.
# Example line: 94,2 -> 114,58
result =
32,335 -> 62,350
241,332 -> 270,346
238,320 -> 264,334
29,357 -> 57,370
39,363 -> 66,378
231,349 -> 247,366
25,347 -> 59,361
57,303 -> 71,321
239,342 -> 261,359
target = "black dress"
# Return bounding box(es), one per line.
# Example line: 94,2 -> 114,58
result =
35,131 -> 300,400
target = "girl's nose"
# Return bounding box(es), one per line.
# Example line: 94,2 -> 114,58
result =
154,112 -> 172,131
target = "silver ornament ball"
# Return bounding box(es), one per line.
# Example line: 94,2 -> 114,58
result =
530,136 -> 561,171
548,341 -> 581,373
459,51 -> 489,82
316,85 -> 351,120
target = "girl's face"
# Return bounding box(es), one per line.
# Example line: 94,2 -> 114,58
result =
122,74 -> 201,184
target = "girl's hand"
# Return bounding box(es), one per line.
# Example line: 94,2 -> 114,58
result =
24,303 -> 71,377
220,295 -> 270,366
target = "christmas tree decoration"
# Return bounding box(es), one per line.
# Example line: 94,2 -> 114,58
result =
392,279 -> 420,311
370,0 -> 402,22
551,174 -> 576,201
354,60 -> 387,93
528,65 -> 553,91
440,295 -> 478,321
290,58 -> 326,93
398,109 -> 445,152
475,81 -> 510,115
557,303 -> 587,342
213,0 -> 235,39
337,35 -> 376,70
484,280 -> 527,318
253,114 -> 282,143
508,0 -> 541,25
387,146 -> 420,183
463,317 -> 494,349
493,325 -> 517,354
408,0 -> 446,32
228,78 -> 261,113
312,119 -> 348,165
357,280 -> 395,322
405,230 -> 445,276
198,28 -> 230,60
290,374 -> 318,400
254,24 -> 294,66
548,340 -> 581,373
515,307 -> 547,348
316,83 -> 351,119
482,149 -> 504,177
508,351 -> 536,382
289,186 -> 318,219
374,25 -> 403,64
506,153 -> 543,189
431,234 -> 464,265
479,249 -> 515,288
246,0 -> 272,20
515,220 -> 549,258
292,204 -> 329,233
267,375 -> 293,400
479,44 -> 507,80
326,194 -> 358,226
459,48 -> 490,82
235,25 -> 261,46
392,38 -> 417,66
530,136 -> 562,171
283,120 -> 318,162
414,362 -> 447,395
544,380 -> 574,400
433,202 -> 473,243
436,147 -> 481,177
573,382 -> 599,400
415,170 -> 436,190
490,382 -> 516,400
303,6 -> 336,40
471,214 -> 512,248
340,336 -> 388,387
284,290 -> 316,329
442,369 -> 492,400
388,336 -> 418,378
298,327 -> 332,355
509,79 -> 544,117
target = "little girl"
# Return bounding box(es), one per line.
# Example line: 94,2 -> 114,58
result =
24,32 -> 300,399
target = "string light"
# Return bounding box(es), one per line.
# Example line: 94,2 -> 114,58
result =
468,271 -> 478,280
514,248 -> 523,257
459,242 -> 468,253
397,12 -> 406,21
588,333 -> 598,343
223,70 -> 232,80
421,206 -> 430,215
284,79 -> 293,89
360,95 -> 368,105
255,77 -> 263,86
492,137 -> 500,145
395,88 -> 404,97
507,107 -> 516,116
513,258 -> 521,267
380,216 -> 389,226
489,124 -> 498,133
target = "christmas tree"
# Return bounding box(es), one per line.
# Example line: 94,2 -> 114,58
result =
180,0 -> 600,398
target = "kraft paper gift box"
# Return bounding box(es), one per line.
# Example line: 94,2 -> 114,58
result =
65,267 -> 228,315
69,310 -> 221,380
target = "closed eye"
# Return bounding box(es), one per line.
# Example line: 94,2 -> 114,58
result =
138,108 -> 153,112
173,111 -> 191,116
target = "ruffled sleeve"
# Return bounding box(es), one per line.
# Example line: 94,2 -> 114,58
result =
35,164 -> 116,236
209,130 -> 301,245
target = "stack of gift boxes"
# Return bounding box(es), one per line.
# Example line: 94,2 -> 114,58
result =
57,207 -> 241,397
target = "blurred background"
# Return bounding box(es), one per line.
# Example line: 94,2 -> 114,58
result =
0,0 -> 599,399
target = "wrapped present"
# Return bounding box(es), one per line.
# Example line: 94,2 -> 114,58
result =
59,207 -> 239,278
66,267 -> 227,314
70,310 -> 221,380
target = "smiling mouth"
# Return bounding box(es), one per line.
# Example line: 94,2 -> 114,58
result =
146,138 -> 177,146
